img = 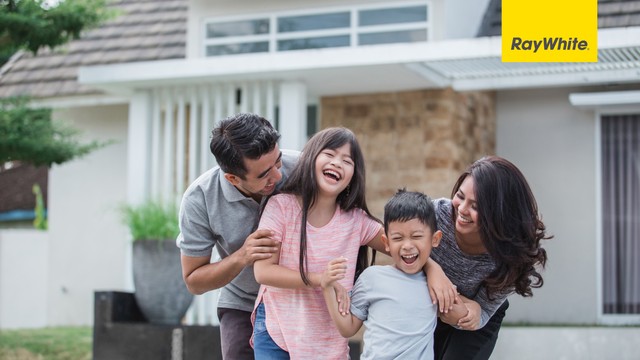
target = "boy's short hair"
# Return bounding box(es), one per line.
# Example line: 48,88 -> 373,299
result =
383,189 -> 437,234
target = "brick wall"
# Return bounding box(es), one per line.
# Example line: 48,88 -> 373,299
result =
321,88 -> 495,219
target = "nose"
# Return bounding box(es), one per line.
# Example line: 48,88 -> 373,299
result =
457,201 -> 468,214
271,166 -> 283,183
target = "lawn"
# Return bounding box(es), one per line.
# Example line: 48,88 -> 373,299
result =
0,327 -> 91,360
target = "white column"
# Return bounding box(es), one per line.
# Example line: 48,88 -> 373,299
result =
127,90 -> 152,205
278,81 -> 307,151
125,90 -> 152,292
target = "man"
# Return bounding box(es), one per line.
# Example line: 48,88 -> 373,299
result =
177,113 -> 298,359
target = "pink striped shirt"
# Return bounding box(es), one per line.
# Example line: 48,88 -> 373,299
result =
253,194 -> 381,359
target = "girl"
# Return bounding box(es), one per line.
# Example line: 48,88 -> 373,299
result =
252,127 -> 386,359
427,156 -> 551,360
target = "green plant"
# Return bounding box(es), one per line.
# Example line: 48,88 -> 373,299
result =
32,183 -> 47,230
120,201 -> 179,241
0,97 -> 113,167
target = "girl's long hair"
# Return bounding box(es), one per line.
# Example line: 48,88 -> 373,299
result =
451,156 -> 551,300
280,127 -> 378,285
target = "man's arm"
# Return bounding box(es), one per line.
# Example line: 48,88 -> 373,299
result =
320,258 -> 363,338
181,229 -> 279,294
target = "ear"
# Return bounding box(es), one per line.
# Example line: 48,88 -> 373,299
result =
381,233 -> 391,253
431,230 -> 443,248
223,173 -> 241,186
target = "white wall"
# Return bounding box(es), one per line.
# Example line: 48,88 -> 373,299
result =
0,229 -> 48,329
495,87 -> 598,324
493,327 -> 640,360
442,0 -> 491,39
47,104 -> 129,326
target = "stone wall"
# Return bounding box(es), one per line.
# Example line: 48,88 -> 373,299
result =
321,88 -> 496,218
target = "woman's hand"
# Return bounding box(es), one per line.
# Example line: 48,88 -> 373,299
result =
425,258 -> 459,313
456,298 -> 481,330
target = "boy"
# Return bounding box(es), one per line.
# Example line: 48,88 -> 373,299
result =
321,189 -> 443,359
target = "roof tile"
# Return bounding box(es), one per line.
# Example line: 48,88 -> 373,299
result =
0,0 -> 186,99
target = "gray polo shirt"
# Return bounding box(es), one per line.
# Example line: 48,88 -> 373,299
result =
177,150 -> 298,312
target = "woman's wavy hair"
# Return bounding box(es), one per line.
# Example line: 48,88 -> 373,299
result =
451,156 -> 551,299
279,127 -> 378,285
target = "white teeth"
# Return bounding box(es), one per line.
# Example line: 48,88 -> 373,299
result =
458,215 -> 472,223
323,170 -> 341,181
401,254 -> 418,259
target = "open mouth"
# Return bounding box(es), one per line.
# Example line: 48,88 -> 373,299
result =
401,254 -> 418,265
323,170 -> 341,183
458,214 -> 472,224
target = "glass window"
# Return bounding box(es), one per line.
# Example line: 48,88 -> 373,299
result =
359,29 -> 427,45
601,114 -> 640,315
206,19 -> 269,38
278,12 -> 350,33
359,5 -> 427,26
278,35 -> 350,51
203,3 -> 429,57
206,42 -> 269,56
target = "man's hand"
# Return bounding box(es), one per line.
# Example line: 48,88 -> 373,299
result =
238,229 -> 280,266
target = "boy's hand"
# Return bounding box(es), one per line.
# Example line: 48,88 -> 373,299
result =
425,259 -> 459,313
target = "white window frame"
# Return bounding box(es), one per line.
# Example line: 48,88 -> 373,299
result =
202,1 -> 431,57
593,104 -> 640,325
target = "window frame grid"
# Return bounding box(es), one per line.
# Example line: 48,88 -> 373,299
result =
202,0 -> 430,57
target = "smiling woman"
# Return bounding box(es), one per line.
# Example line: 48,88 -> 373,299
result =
427,156 -> 552,360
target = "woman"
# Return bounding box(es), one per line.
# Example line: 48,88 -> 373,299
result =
427,156 -> 551,359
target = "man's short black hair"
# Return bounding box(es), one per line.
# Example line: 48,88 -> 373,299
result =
209,113 -> 281,178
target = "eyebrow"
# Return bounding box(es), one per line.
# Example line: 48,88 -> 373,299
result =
258,152 -> 282,178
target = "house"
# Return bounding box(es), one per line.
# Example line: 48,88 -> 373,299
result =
1,0 -> 639,347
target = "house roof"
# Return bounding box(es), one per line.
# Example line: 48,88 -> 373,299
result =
478,0 -> 640,37
0,0 -> 186,99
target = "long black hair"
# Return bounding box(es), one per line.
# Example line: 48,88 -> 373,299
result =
451,156 -> 551,299
280,127 -> 378,285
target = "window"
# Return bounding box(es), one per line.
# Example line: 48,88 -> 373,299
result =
601,114 -> 640,316
203,2 -> 429,57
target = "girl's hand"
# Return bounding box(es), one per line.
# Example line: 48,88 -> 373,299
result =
320,257 -> 347,288
456,300 -> 481,330
320,258 -> 350,315
425,259 -> 459,313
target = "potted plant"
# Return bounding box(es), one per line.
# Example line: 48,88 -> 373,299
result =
121,200 -> 193,325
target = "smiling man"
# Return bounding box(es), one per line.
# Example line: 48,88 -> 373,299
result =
177,113 -> 298,360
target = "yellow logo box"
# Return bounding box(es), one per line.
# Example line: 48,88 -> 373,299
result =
502,0 -> 598,62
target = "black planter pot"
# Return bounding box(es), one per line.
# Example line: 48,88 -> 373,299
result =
132,239 -> 194,324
